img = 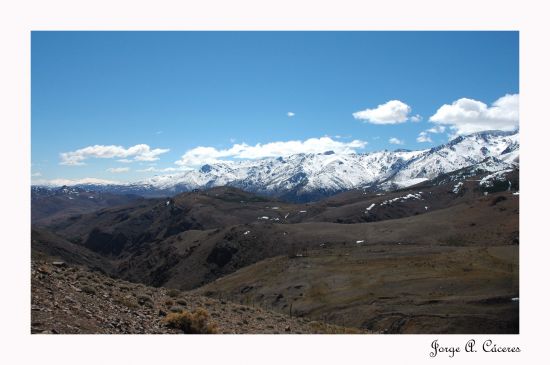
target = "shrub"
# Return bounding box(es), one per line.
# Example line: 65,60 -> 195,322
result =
163,308 -> 218,334
169,305 -> 186,313
81,285 -> 96,295
167,289 -> 180,298
165,299 -> 174,306
115,296 -> 139,309
137,294 -> 151,302
137,295 -> 153,307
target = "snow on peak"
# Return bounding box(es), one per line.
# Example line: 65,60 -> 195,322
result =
36,131 -> 519,199
135,131 -> 518,195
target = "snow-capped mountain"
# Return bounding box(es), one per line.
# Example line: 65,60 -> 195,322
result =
141,148 -> 427,196
36,130 -> 519,201
378,130 -> 519,189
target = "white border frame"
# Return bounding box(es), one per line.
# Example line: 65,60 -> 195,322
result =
2,1 -> 548,364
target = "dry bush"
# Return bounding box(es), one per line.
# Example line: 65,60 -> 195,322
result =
115,296 -> 139,309
81,285 -> 96,295
137,294 -> 152,303
167,289 -> 180,298
163,308 -> 218,334
137,294 -> 154,308
119,285 -> 130,291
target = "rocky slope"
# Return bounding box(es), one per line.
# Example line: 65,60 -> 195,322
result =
196,236 -> 519,334
31,260 -> 363,334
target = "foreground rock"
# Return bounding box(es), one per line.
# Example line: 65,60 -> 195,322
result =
31,260 -> 364,334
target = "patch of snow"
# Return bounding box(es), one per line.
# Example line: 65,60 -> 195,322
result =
244,230 -> 250,235
258,216 -> 270,220
356,240 -> 364,244
452,181 -> 463,194
380,192 -> 422,206
393,178 -> 428,188
425,206 -> 428,210
365,203 -> 376,212
512,191 -> 519,196
284,213 -> 290,219
299,210 -> 307,213
479,169 -> 513,188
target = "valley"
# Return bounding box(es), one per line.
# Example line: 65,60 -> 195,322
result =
31,156 -> 520,333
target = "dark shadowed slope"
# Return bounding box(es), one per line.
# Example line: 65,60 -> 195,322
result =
31,171 -> 519,334
31,186 -> 144,226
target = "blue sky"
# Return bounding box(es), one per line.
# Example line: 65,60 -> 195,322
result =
31,31 -> 519,184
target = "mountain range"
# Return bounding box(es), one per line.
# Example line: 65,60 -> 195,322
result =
31,129 -> 520,333
35,130 -> 519,202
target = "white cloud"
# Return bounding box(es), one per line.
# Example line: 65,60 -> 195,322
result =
287,112 -> 295,117
416,125 -> 445,143
106,167 -> 130,173
426,125 -> 446,134
416,132 -> 432,143
353,100 -> 412,124
175,137 -> 367,167
429,94 -> 519,135
117,159 -> 134,163
32,177 -> 120,186
333,135 -> 351,140
388,137 -> 404,145
410,114 -> 423,122
31,172 -> 42,177
137,167 -> 155,172
137,166 -> 183,173
60,144 -> 170,166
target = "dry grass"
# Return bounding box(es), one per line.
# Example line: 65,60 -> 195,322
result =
114,296 -> 139,309
163,308 -> 218,334
167,289 -> 180,298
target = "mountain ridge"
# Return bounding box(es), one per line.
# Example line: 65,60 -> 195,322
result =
33,130 -> 519,202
